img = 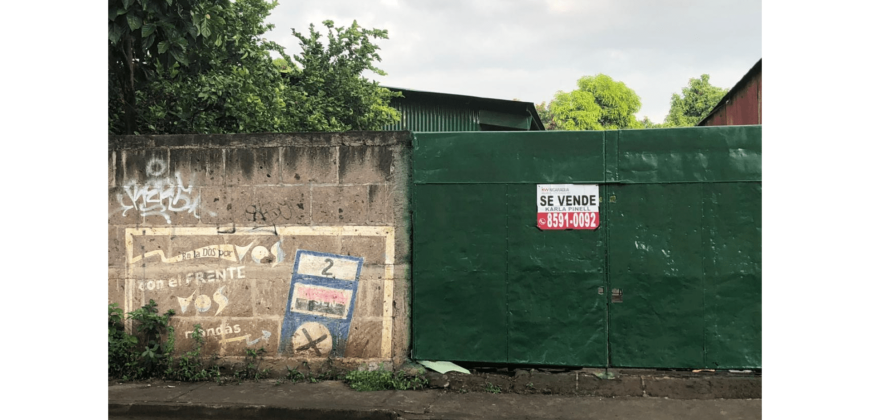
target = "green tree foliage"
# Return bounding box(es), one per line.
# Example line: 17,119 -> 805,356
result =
109,0 -> 399,135
109,0 -> 224,134
282,21 -> 401,132
639,116 -> 663,129
663,74 -> 728,127
272,58 -> 295,73
547,74 -> 642,131
534,101 -> 557,130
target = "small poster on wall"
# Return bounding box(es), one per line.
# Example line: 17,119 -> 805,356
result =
536,184 -> 600,230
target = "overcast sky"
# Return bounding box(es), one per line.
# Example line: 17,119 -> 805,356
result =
265,0 -> 760,124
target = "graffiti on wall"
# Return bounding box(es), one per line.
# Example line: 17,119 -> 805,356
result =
128,234 -> 287,348
125,226 -> 396,358
135,266 -> 246,292
174,286 -> 230,315
182,323 -> 271,348
117,158 -> 209,224
129,239 -> 287,266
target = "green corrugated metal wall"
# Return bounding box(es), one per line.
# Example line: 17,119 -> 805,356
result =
383,99 -> 481,132
411,126 -> 761,369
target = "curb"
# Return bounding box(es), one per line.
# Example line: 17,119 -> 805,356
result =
109,402 -> 399,420
424,370 -> 761,399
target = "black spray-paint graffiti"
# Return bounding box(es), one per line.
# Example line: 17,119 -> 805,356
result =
244,198 -> 301,223
116,158 -> 210,224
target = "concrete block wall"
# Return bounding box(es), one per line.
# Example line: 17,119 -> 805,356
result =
109,132 -> 413,368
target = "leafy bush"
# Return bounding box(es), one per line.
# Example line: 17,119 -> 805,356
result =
109,300 -> 221,382
108,300 -> 175,380
128,300 -> 176,376
108,303 -> 138,378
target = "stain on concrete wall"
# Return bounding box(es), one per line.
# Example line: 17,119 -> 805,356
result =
109,132 -> 411,366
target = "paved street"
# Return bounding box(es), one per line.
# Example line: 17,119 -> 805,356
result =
110,380 -> 761,420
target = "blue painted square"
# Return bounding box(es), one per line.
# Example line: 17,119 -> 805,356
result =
278,250 -> 364,357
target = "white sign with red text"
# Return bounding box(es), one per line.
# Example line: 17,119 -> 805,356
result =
537,184 -> 600,230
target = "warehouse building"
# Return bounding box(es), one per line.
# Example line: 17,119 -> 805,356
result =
383,87 -> 545,132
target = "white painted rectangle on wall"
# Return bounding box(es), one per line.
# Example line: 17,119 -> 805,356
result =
125,226 -> 396,359
296,253 -> 361,281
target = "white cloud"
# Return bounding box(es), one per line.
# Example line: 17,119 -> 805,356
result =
265,0 -> 760,124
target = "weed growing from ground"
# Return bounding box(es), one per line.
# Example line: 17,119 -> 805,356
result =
234,348 -> 269,383
286,366 -> 306,383
109,300 -> 175,380
316,357 -> 343,381
109,301 -> 263,384
108,303 -> 139,379
344,364 -> 428,391
485,382 -> 502,394
165,325 -> 220,382
129,300 -> 176,375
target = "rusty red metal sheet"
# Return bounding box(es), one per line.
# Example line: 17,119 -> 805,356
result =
757,74 -> 762,124
730,74 -> 760,125
699,60 -> 762,127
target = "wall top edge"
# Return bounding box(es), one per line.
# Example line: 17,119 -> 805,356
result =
109,131 -> 414,151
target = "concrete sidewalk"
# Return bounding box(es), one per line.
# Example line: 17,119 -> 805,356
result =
109,380 -> 761,420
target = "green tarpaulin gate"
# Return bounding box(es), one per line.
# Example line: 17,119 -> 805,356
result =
411,126 -> 761,369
